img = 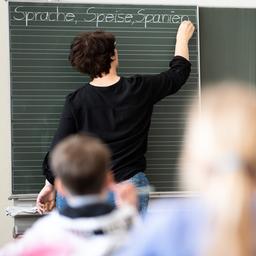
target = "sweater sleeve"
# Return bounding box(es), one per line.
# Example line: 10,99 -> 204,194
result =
142,55 -> 191,104
43,96 -> 78,184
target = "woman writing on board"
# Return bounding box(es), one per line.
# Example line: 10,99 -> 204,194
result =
36,20 -> 195,214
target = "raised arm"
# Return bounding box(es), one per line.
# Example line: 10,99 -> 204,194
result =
175,20 -> 195,61
141,20 -> 195,104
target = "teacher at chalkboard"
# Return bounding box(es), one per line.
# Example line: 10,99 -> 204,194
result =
36,20 -> 195,214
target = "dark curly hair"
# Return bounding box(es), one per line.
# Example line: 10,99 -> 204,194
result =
69,31 -> 116,79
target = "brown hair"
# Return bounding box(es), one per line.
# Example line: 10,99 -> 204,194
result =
50,134 -> 111,195
69,30 -> 116,79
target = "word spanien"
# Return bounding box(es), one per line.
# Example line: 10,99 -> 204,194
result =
13,6 -> 190,28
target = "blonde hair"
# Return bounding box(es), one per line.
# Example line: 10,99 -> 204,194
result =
181,82 -> 256,256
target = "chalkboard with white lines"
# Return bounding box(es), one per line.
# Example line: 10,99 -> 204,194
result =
9,2 -> 199,194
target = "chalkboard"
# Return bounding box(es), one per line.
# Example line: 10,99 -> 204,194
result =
9,2 -> 199,194
200,8 -> 256,85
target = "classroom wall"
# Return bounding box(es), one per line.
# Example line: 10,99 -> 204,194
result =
5,0 -> 256,8
199,0 -> 256,8
0,0 -> 256,247
0,0 -> 13,247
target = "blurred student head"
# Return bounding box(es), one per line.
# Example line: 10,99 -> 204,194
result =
50,134 -> 112,197
69,30 -> 117,79
181,82 -> 256,256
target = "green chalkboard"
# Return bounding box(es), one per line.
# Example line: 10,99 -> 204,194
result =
200,8 -> 256,85
9,2 -> 199,194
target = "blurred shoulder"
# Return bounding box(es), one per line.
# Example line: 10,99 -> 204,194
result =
146,198 -> 207,230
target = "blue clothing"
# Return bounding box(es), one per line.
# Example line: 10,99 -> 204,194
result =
116,199 -> 208,256
107,172 -> 149,215
56,193 -> 67,210
56,171 -> 149,215
129,172 -> 149,215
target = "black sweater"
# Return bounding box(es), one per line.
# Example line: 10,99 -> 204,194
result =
43,56 -> 191,184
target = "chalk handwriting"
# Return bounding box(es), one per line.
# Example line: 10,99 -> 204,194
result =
13,6 -> 76,26
12,6 -> 190,28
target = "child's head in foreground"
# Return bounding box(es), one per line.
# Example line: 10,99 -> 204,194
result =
50,134 -> 111,196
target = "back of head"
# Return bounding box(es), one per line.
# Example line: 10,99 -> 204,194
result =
69,30 -> 116,79
181,82 -> 256,256
50,134 -> 111,195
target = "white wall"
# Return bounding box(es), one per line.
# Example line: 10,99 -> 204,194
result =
0,0 -> 13,247
198,0 -> 256,8
0,0 -> 255,248
7,0 -> 256,8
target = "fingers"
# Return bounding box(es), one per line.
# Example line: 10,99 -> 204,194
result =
36,194 -> 47,214
36,202 -> 45,214
36,184 -> 56,214
36,193 -> 44,214
177,20 -> 195,42
179,20 -> 194,30
45,200 -> 56,212
36,200 -> 55,214
111,182 -> 138,209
